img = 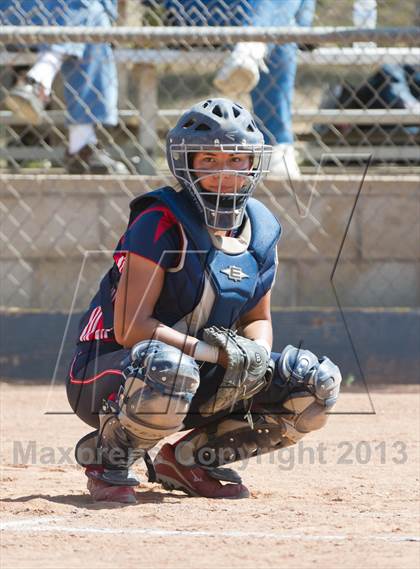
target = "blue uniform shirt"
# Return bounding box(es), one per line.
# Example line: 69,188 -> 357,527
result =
78,187 -> 281,343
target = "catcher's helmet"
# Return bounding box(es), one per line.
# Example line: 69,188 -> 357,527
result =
166,98 -> 271,230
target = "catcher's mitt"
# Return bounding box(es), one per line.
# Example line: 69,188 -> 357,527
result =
199,326 -> 273,415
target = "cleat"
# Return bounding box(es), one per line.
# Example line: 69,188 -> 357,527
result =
213,42 -> 268,97
4,78 -> 49,125
154,443 -> 249,499
87,478 -> 137,504
85,466 -> 137,504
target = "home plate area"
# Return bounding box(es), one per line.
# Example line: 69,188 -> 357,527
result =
1,384 -> 419,569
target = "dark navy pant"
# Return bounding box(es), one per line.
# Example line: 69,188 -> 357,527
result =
66,340 -> 288,430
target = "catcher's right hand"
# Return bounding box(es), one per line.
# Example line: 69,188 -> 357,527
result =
199,326 -> 273,415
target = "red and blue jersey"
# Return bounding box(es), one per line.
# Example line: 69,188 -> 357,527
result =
78,203 -> 185,342
78,187 -> 281,345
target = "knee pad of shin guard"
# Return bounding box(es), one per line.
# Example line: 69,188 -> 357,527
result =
245,393 -> 329,455
118,341 -> 200,450
281,392 -> 329,439
278,345 -> 342,408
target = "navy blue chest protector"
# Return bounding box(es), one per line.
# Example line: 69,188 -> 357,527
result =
100,187 -> 281,337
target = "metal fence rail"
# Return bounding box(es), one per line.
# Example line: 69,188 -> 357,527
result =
1,25 -> 419,43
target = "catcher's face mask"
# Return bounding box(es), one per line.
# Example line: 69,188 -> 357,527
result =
169,144 -> 271,230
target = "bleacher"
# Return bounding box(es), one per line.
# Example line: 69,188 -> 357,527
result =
1,30 -> 419,172
0,14 -> 420,174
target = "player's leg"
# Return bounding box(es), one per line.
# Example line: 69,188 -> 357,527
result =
66,340 -> 129,429
212,0 -> 314,177
251,0 -> 316,177
152,362 -> 251,499
66,340 -> 139,503
68,339 -> 201,502
251,42 -> 301,178
154,345 -> 341,496
59,1 -> 129,173
60,42 -> 131,174
2,0 -> 86,124
212,0 -> 266,97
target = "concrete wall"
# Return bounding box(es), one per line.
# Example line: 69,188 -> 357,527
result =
1,174 -> 419,310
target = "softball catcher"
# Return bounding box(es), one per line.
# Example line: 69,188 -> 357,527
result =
66,98 -> 341,503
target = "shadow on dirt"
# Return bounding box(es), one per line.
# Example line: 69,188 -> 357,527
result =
0,488 -> 190,509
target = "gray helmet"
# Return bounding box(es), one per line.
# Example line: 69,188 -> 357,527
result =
166,98 -> 271,230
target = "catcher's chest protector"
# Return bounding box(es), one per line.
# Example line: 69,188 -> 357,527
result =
127,187 -> 281,333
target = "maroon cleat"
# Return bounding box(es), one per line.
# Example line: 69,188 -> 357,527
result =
85,466 -> 137,504
153,443 -> 249,499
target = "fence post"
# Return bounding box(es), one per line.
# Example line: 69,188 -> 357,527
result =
132,63 -> 158,174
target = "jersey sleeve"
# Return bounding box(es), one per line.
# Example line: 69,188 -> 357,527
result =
115,204 -> 183,270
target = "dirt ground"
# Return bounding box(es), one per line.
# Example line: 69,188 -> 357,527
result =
1,383 -> 419,569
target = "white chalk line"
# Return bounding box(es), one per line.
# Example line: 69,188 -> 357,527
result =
1,517 -> 419,543
0,516 -> 61,528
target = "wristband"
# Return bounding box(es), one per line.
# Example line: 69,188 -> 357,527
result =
193,341 -> 220,364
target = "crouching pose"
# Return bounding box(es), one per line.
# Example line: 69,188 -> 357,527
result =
66,98 -> 341,503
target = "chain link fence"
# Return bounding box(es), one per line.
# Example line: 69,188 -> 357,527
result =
0,0 -> 419,314
0,0 -> 419,174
